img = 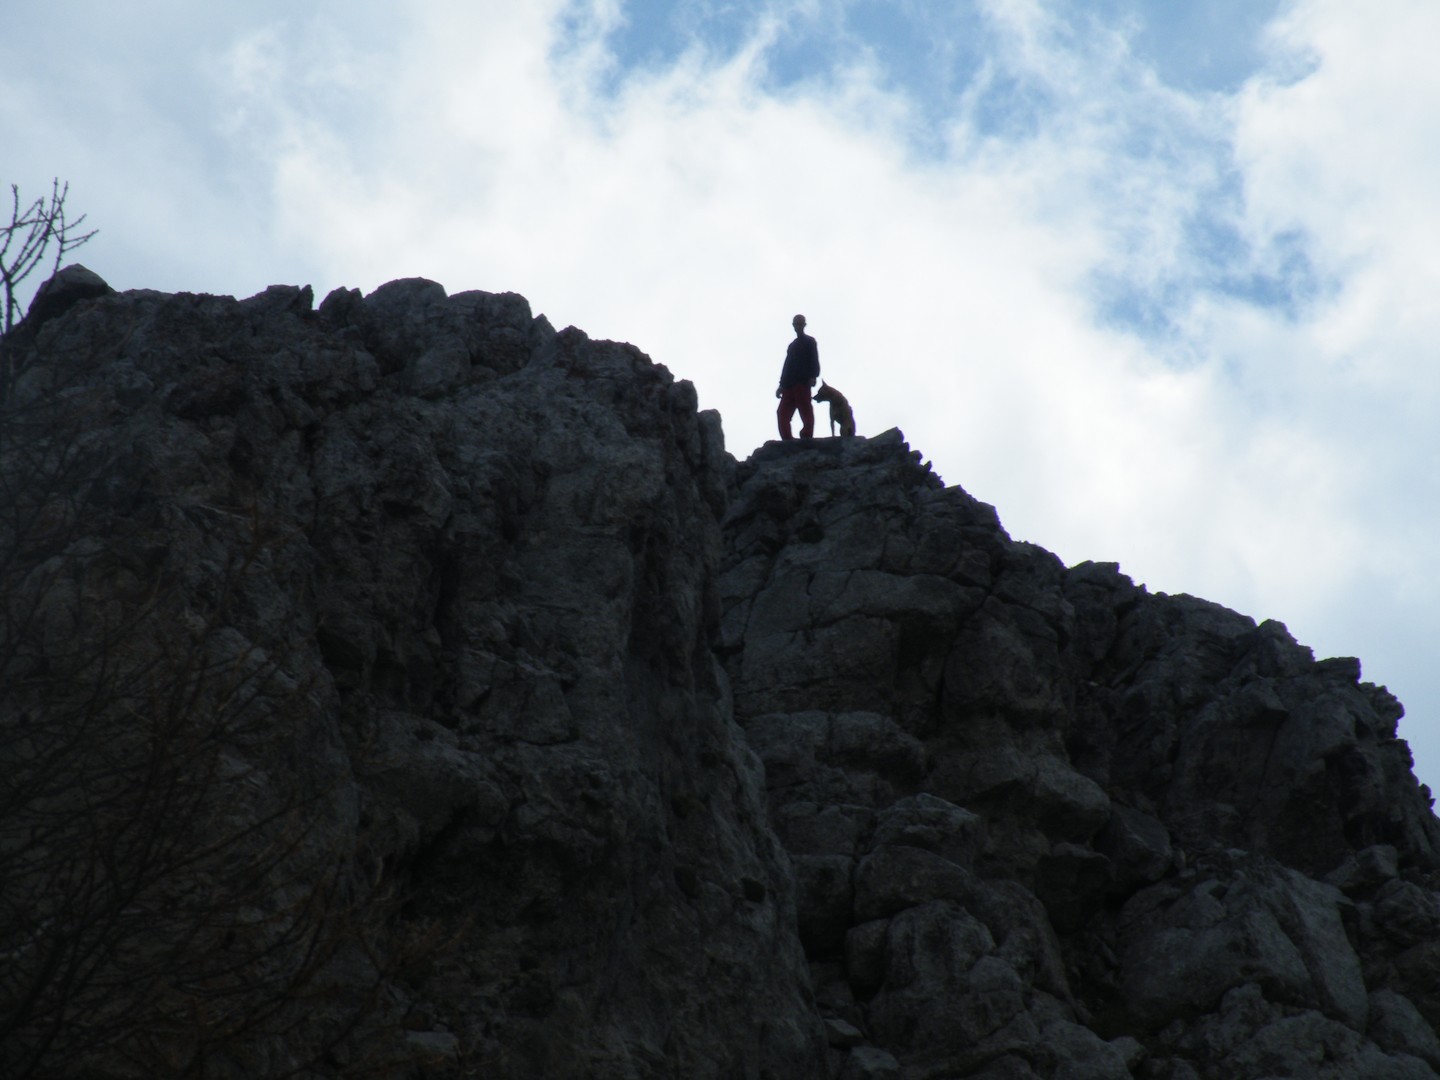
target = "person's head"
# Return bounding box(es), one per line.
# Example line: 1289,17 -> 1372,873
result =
792,314 -> 807,334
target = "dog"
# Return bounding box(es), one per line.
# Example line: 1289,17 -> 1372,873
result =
813,381 -> 856,437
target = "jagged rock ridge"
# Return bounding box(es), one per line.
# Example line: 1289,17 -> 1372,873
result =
2,267 -> 1439,1079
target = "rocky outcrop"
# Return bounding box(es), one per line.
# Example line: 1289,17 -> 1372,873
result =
0,275 -> 818,1078
719,431 -> 1440,1079
3,269 -> 1440,1079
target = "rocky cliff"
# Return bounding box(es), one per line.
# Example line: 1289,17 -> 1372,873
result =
3,267 -> 1440,1079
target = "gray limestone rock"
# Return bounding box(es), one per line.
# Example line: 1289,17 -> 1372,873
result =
718,427 -> 1440,1079
1118,856 -> 1366,1031
1369,987 -> 1440,1069
838,1045 -> 902,1079
8,267 -> 1440,1080
0,271 -> 821,1079
21,261 -> 115,329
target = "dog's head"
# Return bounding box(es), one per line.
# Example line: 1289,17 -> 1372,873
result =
814,382 -> 837,403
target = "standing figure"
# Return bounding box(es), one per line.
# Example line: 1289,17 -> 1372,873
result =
776,313 -> 820,440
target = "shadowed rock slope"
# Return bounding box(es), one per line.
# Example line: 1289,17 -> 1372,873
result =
722,435 -> 1440,1079
2,268 -> 1440,1079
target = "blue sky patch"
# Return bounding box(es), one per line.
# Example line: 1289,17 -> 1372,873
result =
1077,0 -> 1287,93
568,0 -> 1311,345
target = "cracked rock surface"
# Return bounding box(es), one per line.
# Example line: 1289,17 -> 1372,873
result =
5,268 -> 1440,1079
720,430 -> 1440,1079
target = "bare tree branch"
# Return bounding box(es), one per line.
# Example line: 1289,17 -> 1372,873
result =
0,382 -> 435,1078
1,179 -> 98,337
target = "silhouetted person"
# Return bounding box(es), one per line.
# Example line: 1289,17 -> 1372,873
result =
776,313 -> 820,440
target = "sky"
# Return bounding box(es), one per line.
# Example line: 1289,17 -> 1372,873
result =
5,1 -> 1440,799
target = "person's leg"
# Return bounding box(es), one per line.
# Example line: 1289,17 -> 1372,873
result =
798,391 -> 815,439
777,390 -> 796,439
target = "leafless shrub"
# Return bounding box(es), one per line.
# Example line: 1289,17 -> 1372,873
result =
0,379 -> 427,1078
1,179 -> 97,337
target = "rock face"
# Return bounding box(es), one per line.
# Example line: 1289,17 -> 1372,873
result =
0,276 -> 817,1079
719,435 -> 1440,1079
3,269 -> 1440,1079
